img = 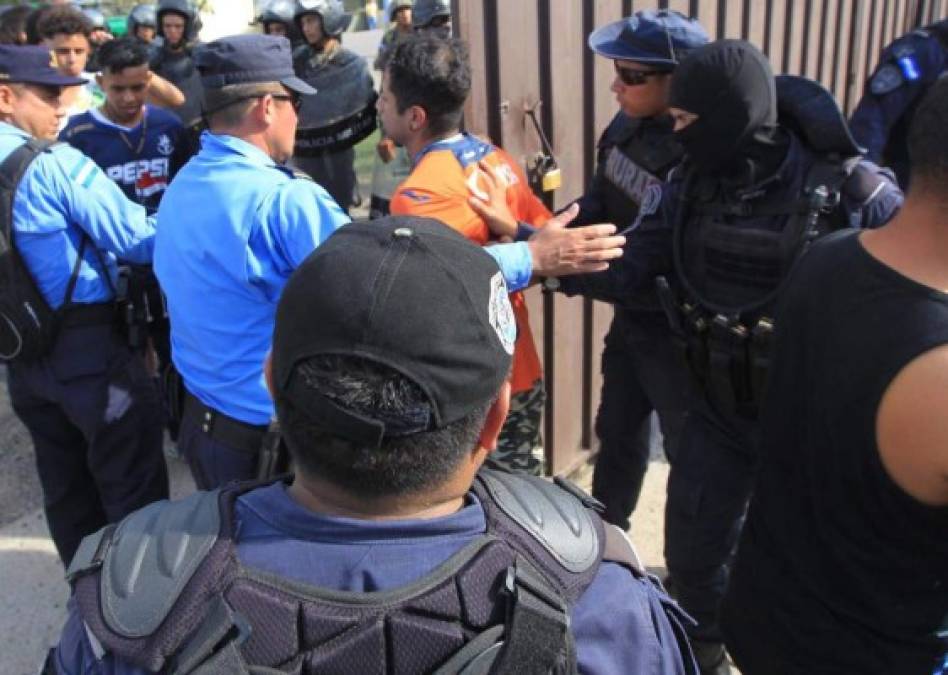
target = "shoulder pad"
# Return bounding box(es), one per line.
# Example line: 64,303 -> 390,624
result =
62,122 -> 94,138
776,75 -> 864,156
478,469 -> 599,574
870,63 -> 905,95
290,168 -> 314,182
97,490 -> 221,638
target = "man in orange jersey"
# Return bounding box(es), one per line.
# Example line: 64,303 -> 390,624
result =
382,35 -> 549,474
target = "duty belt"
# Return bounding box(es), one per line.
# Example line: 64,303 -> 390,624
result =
182,390 -> 267,455
59,302 -> 115,329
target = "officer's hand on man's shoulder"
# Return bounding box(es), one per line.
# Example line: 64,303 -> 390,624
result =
527,204 -> 624,277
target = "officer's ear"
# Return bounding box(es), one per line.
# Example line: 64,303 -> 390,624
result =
478,380 -> 511,452
0,84 -> 17,116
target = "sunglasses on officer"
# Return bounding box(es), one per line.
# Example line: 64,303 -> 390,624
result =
614,62 -> 671,87
204,90 -> 302,117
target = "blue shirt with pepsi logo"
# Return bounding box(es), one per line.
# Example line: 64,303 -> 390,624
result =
61,105 -> 186,214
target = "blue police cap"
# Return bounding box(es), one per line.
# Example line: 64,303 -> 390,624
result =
588,9 -> 709,68
195,34 -> 316,95
0,45 -> 86,87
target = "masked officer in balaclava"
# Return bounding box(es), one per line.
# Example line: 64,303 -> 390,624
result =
520,39 -> 902,674
658,40 -> 904,673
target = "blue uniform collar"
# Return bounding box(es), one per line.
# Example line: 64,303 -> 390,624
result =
0,121 -> 32,140
200,130 -> 286,170
237,481 -> 487,544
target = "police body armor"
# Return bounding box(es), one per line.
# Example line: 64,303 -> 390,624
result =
66,469 -> 667,674
659,76 -> 884,419
150,46 -> 205,127
594,113 -> 682,313
293,46 -> 377,155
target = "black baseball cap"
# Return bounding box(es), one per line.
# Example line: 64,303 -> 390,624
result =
0,45 -> 87,87
195,34 -> 315,95
271,217 -> 516,449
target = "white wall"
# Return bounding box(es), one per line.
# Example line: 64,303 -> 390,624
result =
199,0 -> 256,42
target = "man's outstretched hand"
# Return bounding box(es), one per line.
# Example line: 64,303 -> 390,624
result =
528,204 -> 625,277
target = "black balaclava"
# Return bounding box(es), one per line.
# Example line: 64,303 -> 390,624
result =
669,39 -> 787,181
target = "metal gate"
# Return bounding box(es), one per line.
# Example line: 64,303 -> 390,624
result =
453,0 -> 946,474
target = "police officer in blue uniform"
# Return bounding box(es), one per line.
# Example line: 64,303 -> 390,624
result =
0,45 -> 167,567
569,10 -> 707,533
54,216 -> 694,675
154,33 -> 626,491
849,19 -> 948,188
153,34 -> 348,490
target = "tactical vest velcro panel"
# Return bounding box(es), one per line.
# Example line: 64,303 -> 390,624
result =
69,471 -> 615,674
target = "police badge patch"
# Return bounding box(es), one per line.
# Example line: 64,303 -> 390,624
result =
488,272 -> 516,355
870,63 -> 904,95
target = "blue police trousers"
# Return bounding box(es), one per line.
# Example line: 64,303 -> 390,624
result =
592,309 -> 697,530
8,323 -> 168,566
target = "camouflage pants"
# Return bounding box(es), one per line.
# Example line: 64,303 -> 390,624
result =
493,379 -> 545,476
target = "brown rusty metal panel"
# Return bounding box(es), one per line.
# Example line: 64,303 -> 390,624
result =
765,0 -> 788,68
692,0 -> 719,39
546,0 -> 597,473
801,0 -> 822,79
743,0 -> 769,53
784,0 -> 808,75
831,0 -> 854,104
548,0 -> 588,213
592,1 -> 626,147
844,0 -> 870,114
724,1 -> 745,40
456,1 -> 489,138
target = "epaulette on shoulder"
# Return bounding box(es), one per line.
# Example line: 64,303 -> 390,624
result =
62,122 -> 95,138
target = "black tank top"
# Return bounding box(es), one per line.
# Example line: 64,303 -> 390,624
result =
726,230 -> 948,672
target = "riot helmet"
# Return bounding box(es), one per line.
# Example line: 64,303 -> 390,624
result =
127,4 -> 157,41
390,1 -> 413,21
412,0 -> 450,33
157,0 -> 200,44
82,8 -> 107,31
294,0 -> 351,39
258,0 -> 296,27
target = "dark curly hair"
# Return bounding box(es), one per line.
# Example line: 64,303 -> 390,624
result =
908,77 -> 948,192
275,355 -> 490,499
0,6 -> 32,45
37,5 -> 92,41
97,37 -> 150,74
386,35 -> 470,137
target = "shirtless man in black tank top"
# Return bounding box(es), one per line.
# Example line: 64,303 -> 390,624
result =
722,78 -> 948,675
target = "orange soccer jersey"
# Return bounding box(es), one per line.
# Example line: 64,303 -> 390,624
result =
390,133 -> 550,394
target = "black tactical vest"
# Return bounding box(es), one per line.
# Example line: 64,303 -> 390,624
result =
595,114 -> 682,226
657,75 -> 887,419
65,469 -> 656,674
